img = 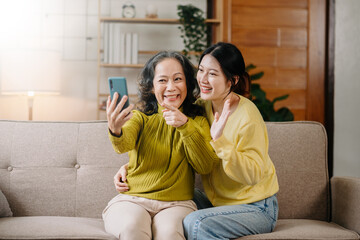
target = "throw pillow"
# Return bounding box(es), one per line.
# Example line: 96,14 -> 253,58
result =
0,189 -> 13,217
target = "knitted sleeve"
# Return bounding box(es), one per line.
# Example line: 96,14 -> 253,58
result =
108,110 -> 144,154
177,116 -> 220,174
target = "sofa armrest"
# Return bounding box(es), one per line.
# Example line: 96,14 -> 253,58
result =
331,176 -> 360,234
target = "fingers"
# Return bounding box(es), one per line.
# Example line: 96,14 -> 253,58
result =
114,167 -> 129,192
211,100 -> 232,141
214,112 -> 219,122
115,182 -> 129,192
220,99 -> 231,122
123,111 -> 133,122
162,107 -> 175,121
162,109 -> 188,127
106,96 -> 111,111
161,102 -> 177,111
108,92 -> 119,113
214,99 -> 230,123
222,99 -> 231,114
114,95 -> 129,114
116,163 -> 129,182
107,93 -> 120,123
119,167 -> 127,182
124,104 -> 134,117
114,170 -> 122,184
223,111 -> 231,122
114,171 -> 129,192
116,103 -> 134,120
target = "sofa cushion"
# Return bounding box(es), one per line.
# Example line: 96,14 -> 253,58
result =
0,189 -> 12,217
0,216 -> 117,240
238,219 -> 360,240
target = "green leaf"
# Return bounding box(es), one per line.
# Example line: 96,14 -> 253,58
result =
245,64 -> 256,72
270,108 -> 294,121
251,84 -> 266,102
250,72 -> 264,81
271,94 -> 289,104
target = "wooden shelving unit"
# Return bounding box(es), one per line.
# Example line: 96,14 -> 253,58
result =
100,63 -> 144,68
100,17 -> 221,24
96,0 -> 224,119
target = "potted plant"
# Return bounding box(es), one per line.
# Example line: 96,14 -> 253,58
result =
247,64 -> 294,121
177,4 -> 208,60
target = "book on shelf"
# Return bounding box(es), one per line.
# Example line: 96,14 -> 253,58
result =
108,23 -> 114,64
132,33 -> 138,64
113,24 -> 121,64
120,33 -> 125,64
125,33 -> 132,64
103,23 -> 139,65
103,23 -> 109,63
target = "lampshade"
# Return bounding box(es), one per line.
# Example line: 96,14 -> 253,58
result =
1,50 -> 61,95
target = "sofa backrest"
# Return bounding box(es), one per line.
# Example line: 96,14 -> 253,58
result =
266,121 -> 329,221
0,120 -> 329,221
0,120 -> 126,218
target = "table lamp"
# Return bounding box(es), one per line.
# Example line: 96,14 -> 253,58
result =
0,50 -> 61,120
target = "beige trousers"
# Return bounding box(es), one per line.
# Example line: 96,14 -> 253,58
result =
102,194 -> 197,240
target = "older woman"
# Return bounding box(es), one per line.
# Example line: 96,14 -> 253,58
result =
103,51 -> 219,240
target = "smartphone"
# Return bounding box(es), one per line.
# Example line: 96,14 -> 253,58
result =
108,77 -> 130,109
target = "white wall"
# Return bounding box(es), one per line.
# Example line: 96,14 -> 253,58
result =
0,0 -> 206,121
334,0 -> 360,177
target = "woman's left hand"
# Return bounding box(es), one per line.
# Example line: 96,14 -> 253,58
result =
161,103 -> 188,127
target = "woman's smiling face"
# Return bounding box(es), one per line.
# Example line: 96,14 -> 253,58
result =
197,54 -> 231,101
153,58 -> 187,109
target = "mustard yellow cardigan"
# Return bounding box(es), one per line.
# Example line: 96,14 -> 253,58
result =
109,105 -> 219,201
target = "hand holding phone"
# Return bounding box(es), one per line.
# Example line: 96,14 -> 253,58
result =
107,77 -> 133,136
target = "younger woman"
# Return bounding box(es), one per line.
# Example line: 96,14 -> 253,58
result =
183,42 -> 279,239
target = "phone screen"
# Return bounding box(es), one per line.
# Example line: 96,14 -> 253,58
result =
109,77 -> 130,109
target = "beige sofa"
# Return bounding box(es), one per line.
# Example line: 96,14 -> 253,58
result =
0,120 -> 359,240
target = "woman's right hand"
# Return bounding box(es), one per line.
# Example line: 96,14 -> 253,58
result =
114,163 -> 129,192
211,99 -> 231,141
106,93 -> 134,136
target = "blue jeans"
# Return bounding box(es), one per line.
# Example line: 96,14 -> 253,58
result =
183,189 -> 278,240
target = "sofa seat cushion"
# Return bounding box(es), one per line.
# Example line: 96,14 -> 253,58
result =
0,216 -> 117,240
238,219 -> 360,240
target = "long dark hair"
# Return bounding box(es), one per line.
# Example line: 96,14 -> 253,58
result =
138,51 -> 203,117
199,42 -> 250,96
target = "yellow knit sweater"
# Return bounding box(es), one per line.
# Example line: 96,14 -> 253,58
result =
109,105 -> 219,201
198,96 -> 279,206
